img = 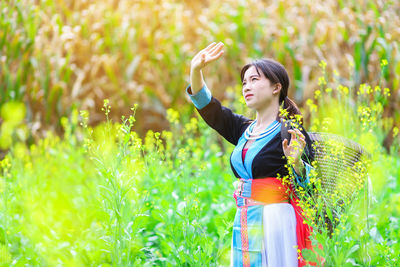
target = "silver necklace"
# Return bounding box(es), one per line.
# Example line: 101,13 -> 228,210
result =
244,120 -> 280,140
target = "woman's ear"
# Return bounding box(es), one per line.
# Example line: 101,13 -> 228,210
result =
273,83 -> 282,95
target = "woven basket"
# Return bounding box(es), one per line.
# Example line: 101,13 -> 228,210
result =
307,132 -> 370,203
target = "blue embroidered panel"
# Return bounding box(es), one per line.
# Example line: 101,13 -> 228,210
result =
230,120 -> 281,180
232,205 -> 263,266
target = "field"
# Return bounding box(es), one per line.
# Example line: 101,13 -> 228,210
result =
1,0 -> 400,266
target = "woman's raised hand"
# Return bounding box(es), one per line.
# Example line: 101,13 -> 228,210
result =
191,42 -> 224,72
282,128 -> 306,164
282,128 -> 307,175
189,42 -> 224,94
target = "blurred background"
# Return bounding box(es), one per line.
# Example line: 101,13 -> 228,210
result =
1,0 -> 399,154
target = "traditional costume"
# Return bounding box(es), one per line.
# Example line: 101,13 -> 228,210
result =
186,84 -> 315,267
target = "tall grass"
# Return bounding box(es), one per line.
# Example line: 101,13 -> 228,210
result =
0,102 -> 237,265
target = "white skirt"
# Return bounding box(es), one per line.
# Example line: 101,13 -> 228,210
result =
230,203 -> 298,267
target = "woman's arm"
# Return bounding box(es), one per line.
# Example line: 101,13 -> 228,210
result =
187,84 -> 250,145
186,42 -> 250,145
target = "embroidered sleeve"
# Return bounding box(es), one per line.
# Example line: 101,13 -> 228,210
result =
186,83 -> 212,109
291,161 -> 313,188
186,83 -> 250,145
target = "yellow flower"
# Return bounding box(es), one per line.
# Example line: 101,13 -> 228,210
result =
318,77 -> 326,86
333,69 -> 339,76
383,87 -> 391,96
358,83 -> 372,95
306,99 -> 317,113
294,114 -> 303,124
319,60 -> 327,70
393,127 -> 399,138
184,117 -> 198,133
166,108 -> 180,125
314,90 -> 321,99
279,106 -> 289,119
337,85 -> 349,95
101,99 -> 111,116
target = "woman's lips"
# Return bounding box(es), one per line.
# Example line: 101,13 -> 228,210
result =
245,94 -> 253,100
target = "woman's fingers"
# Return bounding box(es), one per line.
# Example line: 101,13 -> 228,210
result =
204,43 -> 223,63
200,42 -> 219,58
192,42 -> 217,62
191,41 -> 224,71
203,42 -> 217,52
288,129 -> 306,147
289,129 -> 305,139
198,42 -> 217,56
288,129 -> 296,141
282,138 -> 288,150
203,43 -> 224,65
209,42 -> 224,56
284,129 -> 306,159
208,49 -> 224,62
296,130 -> 306,145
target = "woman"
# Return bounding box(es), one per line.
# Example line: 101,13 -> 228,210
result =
186,42 -> 315,267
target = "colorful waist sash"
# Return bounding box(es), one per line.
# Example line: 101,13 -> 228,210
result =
232,177 -> 314,267
233,178 -> 289,207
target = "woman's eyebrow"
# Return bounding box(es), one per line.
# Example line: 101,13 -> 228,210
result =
243,74 -> 260,81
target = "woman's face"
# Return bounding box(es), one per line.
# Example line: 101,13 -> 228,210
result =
242,65 -> 279,110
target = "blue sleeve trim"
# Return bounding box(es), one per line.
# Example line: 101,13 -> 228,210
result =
292,161 -> 313,188
186,83 -> 212,110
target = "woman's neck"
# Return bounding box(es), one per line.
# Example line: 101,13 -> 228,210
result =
254,103 -> 280,130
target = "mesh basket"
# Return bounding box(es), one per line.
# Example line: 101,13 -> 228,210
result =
308,132 -> 370,202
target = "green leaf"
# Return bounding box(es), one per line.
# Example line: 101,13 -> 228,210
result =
302,248 -> 318,263
346,244 -> 360,258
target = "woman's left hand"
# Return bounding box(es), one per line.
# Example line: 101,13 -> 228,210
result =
282,128 -> 306,164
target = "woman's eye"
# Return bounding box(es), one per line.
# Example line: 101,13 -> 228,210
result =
252,77 -> 257,81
